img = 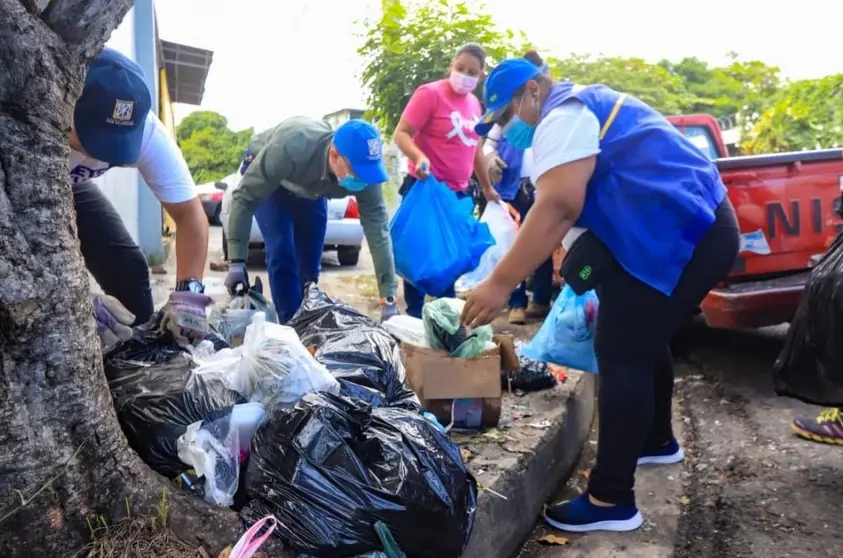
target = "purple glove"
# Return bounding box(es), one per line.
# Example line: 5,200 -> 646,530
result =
160,291 -> 214,345
93,294 -> 135,351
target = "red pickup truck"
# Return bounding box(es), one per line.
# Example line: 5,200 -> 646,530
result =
668,114 -> 843,329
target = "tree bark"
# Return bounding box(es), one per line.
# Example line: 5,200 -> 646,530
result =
0,1 -> 253,555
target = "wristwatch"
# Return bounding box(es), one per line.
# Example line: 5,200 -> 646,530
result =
175,278 -> 206,294
381,296 -> 396,306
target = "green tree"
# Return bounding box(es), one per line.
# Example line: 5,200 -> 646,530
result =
176,111 -> 253,184
743,74 -> 843,154
549,54 -> 695,115
358,0 -> 526,135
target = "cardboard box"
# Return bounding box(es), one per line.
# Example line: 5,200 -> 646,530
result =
401,335 -> 515,428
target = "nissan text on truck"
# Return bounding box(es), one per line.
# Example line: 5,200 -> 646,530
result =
668,114 -> 843,329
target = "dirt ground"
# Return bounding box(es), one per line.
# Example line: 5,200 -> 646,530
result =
518,321 -> 843,558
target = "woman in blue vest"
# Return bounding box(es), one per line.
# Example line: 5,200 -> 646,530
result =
462,58 -> 740,533
483,50 -> 554,325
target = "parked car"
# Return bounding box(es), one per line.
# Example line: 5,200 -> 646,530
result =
218,177 -> 365,267
195,172 -> 239,225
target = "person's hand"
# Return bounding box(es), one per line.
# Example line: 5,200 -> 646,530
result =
380,297 -> 400,323
93,294 -> 135,351
482,185 -> 502,203
486,153 -> 507,183
225,262 -> 249,295
461,276 -> 510,328
160,291 -> 215,345
414,154 -> 431,179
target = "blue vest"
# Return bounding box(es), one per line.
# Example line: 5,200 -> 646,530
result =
539,83 -> 726,295
494,136 -> 523,201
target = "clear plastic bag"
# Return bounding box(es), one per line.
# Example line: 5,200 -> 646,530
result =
210,287 -> 278,347
456,201 -> 519,292
194,313 -> 341,409
422,298 -> 493,358
382,315 -> 429,347
522,285 -> 599,374
177,414 -> 241,508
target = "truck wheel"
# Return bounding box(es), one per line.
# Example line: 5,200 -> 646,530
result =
222,229 -> 228,261
338,246 -> 360,267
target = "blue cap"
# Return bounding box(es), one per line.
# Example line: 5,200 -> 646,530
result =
74,48 -> 152,166
475,58 -> 542,136
333,119 -> 389,185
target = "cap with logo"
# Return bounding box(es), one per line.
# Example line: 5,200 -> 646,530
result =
74,48 -> 153,166
475,58 -> 542,137
333,119 -> 389,185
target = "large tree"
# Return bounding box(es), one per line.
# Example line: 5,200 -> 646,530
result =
176,110 -> 253,184
0,1 -> 259,555
358,0 -> 525,135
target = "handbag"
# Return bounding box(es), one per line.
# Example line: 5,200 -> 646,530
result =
560,230 -> 616,295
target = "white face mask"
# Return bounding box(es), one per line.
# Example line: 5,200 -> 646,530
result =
449,71 -> 479,95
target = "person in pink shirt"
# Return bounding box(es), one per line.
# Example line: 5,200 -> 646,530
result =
393,43 -> 499,318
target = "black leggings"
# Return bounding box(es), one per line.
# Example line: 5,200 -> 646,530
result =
73,180 -> 154,325
588,199 -> 740,505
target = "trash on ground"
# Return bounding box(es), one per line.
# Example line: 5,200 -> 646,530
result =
287,284 -> 420,409
537,534 -> 570,545
422,298 -> 493,358
104,317 -> 245,478
225,515 -> 277,558
455,201 -> 519,292
522,285 -> 599,374
210,280 -> 278,347
241,392 -> 477,557
501,340 -> 558,392
774,233 -> 843,405
390,175 -> 493,296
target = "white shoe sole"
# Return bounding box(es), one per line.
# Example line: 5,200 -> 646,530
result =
637,447 -> 685,465
543,510 -> 644,533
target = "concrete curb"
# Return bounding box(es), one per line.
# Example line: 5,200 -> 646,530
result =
461,371 -> 596,558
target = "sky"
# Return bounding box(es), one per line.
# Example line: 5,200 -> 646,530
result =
154,0 -> 843,133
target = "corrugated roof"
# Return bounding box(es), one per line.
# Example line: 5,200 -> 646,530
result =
160,40 -> 213,105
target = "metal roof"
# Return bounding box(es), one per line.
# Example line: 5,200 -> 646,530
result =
160,40 -> 214,106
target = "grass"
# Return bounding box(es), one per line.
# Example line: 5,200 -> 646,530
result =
339,274 -> 380,299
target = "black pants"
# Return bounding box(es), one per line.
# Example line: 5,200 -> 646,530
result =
73,180 -> 154,326
588,199 -> 740,505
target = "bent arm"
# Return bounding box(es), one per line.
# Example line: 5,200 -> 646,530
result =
393,118 -> 424,162
227,136 -> 290,261
355,184 -> 397,298
134,115 -> 209,281
393,87 -> 435,161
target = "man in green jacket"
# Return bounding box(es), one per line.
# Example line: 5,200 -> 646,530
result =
224,117 -> 399,323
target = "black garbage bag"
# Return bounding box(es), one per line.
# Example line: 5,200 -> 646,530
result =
774,233 -> 843,406
501,341 -> 557,392
241,392 -> 477,557
105,316 -> 245,478
287,284 -> 420,409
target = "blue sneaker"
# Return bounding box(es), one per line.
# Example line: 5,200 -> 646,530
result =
543,493 -> 643,532
637,438 -> 685,465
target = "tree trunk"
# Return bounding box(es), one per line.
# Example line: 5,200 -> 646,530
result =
0,1 -> 253,555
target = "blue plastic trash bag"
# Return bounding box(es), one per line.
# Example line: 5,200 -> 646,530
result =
522,285 -> 600,374
390,176 -> 494,296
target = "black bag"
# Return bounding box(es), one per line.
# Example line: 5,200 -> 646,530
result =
287,284 -> 420,409
105,317 -> 245,478
773,233 -> 843,406
241,392 -> 477,557
560,230 -> 616,295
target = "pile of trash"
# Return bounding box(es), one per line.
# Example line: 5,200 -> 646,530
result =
102,285 -> 477,558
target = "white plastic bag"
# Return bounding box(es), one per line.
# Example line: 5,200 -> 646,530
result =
210,289 -> 279,347
194,313 -> 340,409
177,414 -> 241,507
240,313 -> 340,408
382,315 -> 429,347
456,201 -> 519,291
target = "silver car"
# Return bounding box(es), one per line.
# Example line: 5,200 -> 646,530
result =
218,172 -> 365,266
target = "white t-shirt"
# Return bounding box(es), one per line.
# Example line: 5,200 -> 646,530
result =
69,112 -> 196,204
531,98 -> 602,249
483,125 -> 534,179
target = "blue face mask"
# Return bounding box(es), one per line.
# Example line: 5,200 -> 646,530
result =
340,175 -> 369,192
502,94 -> 537,150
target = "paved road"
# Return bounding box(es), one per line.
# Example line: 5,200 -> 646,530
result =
518,322 -> 843,557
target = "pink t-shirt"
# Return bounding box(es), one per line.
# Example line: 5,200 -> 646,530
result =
401,79 -> 482,191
